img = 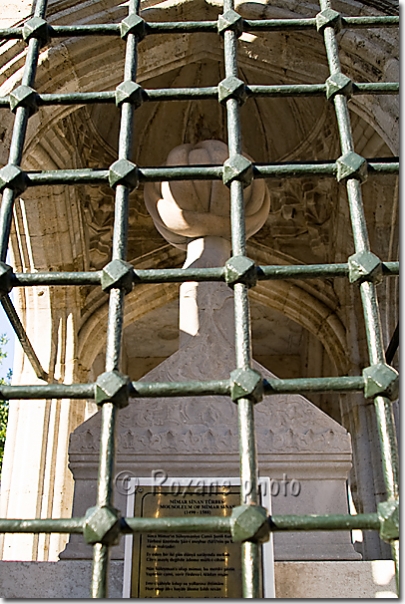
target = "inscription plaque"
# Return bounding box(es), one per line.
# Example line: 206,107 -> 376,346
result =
131,487 -> 242,598
123,478 -> 274,598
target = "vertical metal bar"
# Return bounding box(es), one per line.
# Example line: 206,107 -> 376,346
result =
319,0 -> 399,591
222,0 -> 261,596
90,0 -> 140,597
0,0 -> 48,262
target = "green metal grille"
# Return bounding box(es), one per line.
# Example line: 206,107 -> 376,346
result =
0,0 -> 399,598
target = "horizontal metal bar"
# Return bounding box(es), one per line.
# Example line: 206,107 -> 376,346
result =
263,376 -> 365,394
122,517 -> 232,534
146,86 -> 217,100
129,375 -> 365,398
269,512 -> 380,532
249,83 -> 398,97
354,82 -> 399,95
342,16 -> 398,28
0,28 -> 25,39
367,160 -> 399,174
0,374 -> 368,400
0,518 -> 84,533
134,266 -> 224,283
130,379 -> 231,398
0,82 -> 398,109
144,21 -> 218,33
245,15 -> 398,30
260,261 -> 398,279
255,160 -> 399,178
27,169 -> 110,185
0,89 -> 219,108
8,261 -> 397,289
0,383 -> 94,399
20,160 -> 399,188
0,512 -> 380,535
0,15 -> 397,42
36,92 -> 115,105
50,24 -> 120,36
243,18 -> 316,31
259,263 -> 348,279
12,271 -> 102,286
139,166 -> 224,181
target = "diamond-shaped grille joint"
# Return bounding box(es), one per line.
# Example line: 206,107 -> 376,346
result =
316,8 -> 342,33
348,251 -> 382,284
231,505 -> 269,543
218,9 -> 244,36
363,363 -> 399,401
101,259 -> 133,294
337,152 -> 368,183
83,505 -> 121,545
378,499 -> 399,543
218,76 -> 247,105
22,17 -> 50,46
95,371 -> 131,408
116,81 -> 145,108
0,263 -> 13,297
9,85 -> 38,115
230,368 -> 263,403
120,14 -> 147,40
326,73 -> 352,100
223,155 -> 253,187
225,256 -> 257,288
0,164 -> 27,195
109,159 -> 138,190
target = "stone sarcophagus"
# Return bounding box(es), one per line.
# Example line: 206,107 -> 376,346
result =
62,141 -> 359,563
63,285 -> 359,563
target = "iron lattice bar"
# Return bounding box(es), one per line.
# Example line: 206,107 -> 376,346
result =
0,375 -> 370,400
11,159 -> 399,188
4,159 -> 396,186
0,0 -> 48,262
0,375 -> 366,399
222,0 -> 262,595
0,0 -> 399,599
0,511 -> 383,534
0,81 -> 398,107
319,0 -> 399,590
9,260 -> 399,287
0,14 -> 398,40
89,0 -> 141,597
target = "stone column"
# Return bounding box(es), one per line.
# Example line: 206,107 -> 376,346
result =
0,206 -> 88,562
0,284 -> 87,561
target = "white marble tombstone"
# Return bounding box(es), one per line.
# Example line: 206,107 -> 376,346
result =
62,141 -> 359,562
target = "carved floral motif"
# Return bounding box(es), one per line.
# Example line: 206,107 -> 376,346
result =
71,387 -> 349,456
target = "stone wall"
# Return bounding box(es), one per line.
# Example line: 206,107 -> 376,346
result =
0,561 -> 397,598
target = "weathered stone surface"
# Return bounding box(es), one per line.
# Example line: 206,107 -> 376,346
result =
0,560 -> 397,598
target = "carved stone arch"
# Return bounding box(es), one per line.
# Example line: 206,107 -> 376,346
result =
1,0 -> 398,161
250,282 -> 347,375
78,281 -> 180,372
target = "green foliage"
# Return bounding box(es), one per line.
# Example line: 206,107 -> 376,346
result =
0,334 -> 11,473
